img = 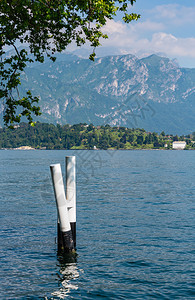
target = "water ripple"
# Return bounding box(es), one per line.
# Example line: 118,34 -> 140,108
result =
0,150 -> 194,299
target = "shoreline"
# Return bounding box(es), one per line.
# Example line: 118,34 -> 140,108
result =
0,148 -> 193,151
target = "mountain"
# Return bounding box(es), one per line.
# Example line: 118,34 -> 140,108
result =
1,53 -> 194,134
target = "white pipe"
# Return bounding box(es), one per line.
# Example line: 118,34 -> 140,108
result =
66,156 -> 76,223
50,164 -> 71,232
66,156 -> 76,248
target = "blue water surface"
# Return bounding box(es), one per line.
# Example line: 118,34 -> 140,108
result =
0,150 -> 194,299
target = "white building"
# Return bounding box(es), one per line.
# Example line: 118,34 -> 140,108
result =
172,141 -> 186,150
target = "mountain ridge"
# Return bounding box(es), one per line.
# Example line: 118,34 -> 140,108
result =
0,52 -> 194,134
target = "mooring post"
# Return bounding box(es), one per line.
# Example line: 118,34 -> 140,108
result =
50,164 -> 74,253
66,156 -> 76,249
57,220 -> 63,252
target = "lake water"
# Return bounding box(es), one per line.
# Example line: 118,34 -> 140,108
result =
0,150 -> 194,299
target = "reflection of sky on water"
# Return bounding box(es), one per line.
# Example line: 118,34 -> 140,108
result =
51,260 -> 83,298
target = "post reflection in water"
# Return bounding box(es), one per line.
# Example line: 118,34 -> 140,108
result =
51,254 -> 81,298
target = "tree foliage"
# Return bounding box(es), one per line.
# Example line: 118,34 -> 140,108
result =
1,122 -> 194,150
0,0 -> 140,127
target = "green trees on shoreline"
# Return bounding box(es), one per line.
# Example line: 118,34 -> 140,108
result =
0,122 -> 194,150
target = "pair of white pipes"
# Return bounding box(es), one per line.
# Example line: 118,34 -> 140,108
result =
50,156 -> 76,253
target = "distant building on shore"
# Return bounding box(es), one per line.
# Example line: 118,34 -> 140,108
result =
172,141 -> 186,150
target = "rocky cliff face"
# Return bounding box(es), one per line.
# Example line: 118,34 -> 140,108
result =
1,53 -> 194,134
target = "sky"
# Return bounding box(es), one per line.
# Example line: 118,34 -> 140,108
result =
102,0 -> 195,68
5,1 -> 195,68
71,0 -> 195,68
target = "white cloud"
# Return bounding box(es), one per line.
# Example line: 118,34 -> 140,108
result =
130,20 -> 165,33
102,19 -> 135,47
151,33 -> 195,57
100,19 -> 195,61
103,19 -> 164,39
150,4 -> 195,26
102,19 -> 125,34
